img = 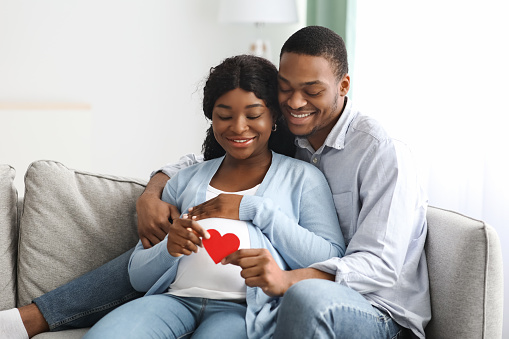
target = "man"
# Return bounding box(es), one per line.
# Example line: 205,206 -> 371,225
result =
1,26 -> 429,339
139,26 -> 430,338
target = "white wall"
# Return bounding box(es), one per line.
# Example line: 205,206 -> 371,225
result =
0,0 -> 306,192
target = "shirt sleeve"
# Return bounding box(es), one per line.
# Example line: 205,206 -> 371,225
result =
309,140 -> 427,294
150,153 -> 204,179
239,170 -> 346,270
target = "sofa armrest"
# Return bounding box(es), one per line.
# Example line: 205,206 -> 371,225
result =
425,206 -> 504,338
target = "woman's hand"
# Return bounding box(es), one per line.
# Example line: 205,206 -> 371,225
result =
222,249 -> 292,297
167,216 -> 210,257
187,194 -> 242,221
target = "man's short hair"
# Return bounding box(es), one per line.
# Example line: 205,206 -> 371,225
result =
280,26 -> 348,82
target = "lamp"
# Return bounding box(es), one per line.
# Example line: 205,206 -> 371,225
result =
218,0 -> 298,61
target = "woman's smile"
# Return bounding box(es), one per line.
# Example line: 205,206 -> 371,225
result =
226,136 -> 256,147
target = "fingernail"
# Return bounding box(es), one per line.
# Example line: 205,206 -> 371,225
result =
188,207 -> 193,212
204,231 -> 210,239
183,214 -> 188,219
192,216 -> 197,220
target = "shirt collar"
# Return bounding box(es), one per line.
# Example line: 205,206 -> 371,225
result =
294,97 -> 357,152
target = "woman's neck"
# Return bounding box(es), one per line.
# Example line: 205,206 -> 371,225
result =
210,150 -> 272,192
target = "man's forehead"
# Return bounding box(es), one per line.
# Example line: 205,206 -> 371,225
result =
278,53 -> 334,84
279,52 -> 330,65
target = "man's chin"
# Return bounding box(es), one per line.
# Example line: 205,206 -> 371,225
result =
288,125 -> 317,138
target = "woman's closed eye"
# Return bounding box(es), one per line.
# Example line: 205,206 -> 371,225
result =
217,115 -> 232,121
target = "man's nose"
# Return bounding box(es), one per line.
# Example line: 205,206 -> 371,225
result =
286,91 -> 307,109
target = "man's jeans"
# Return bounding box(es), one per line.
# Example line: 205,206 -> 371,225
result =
273,279 -> 406,339
33,248 -> 143,331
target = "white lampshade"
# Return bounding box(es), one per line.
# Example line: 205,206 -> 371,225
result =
218,0 -> 298,24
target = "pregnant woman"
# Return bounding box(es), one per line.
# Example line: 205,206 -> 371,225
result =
83,54 -> 345,339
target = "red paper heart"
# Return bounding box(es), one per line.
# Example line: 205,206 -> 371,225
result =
202,229 -> 240,264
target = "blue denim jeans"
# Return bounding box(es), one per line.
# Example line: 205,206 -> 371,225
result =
33,248 -> 143,331
82,295 -> 248,339
273,279 -> 407,339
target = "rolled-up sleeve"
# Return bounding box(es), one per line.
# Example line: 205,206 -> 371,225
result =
151,153 -> 204,179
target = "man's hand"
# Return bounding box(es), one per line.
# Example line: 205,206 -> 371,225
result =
187,193 -> 242,221
136,172 -> 179,249
222,249 -> 292,297
167,216 -> 210,257
137,193 -> 180,248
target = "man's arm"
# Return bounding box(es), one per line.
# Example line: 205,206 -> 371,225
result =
310,140 -> 428,293
136,172 -> 180,249
137,154 -> 205,248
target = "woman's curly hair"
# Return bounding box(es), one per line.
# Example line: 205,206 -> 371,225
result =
201,55 -> 295,160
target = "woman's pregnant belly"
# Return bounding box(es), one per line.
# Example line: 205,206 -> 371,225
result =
167,218 -> 252,300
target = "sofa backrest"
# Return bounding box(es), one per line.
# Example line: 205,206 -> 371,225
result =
0,164 -> 18,310
16,160 -> 147,306
425,206 -> 504,339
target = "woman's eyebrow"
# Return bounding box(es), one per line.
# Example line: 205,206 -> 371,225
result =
215,103 -> 265,109
216,104 -> 231,109
246,103 -> 264,108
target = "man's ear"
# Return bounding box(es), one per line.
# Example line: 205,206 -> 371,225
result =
338,74 -> 350,96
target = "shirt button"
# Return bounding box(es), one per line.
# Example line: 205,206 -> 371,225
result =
312,158 -> 318,164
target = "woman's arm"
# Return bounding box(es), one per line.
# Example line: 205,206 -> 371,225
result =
223,249 -> 335,297
128,239 -> 179,292
239,178 -> 345,270
189,170 -> 346,270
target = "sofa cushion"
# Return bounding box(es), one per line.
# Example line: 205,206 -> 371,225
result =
0,164 -> 18,310
425,206 -> 504,339
17,160 -> 147,307
32,328 -> 89,339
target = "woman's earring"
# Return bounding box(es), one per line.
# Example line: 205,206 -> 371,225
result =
272,123 -> 277,132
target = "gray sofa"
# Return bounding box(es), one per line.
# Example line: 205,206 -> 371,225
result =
0,160 -> 504,338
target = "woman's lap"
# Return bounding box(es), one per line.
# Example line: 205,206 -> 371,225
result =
82,294 -> 247,339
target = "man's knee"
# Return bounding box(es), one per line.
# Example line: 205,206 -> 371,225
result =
281,279 -> 369,317
283,279 -> 340,310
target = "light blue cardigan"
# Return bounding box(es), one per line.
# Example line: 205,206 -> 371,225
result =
128,152 -> 345,339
